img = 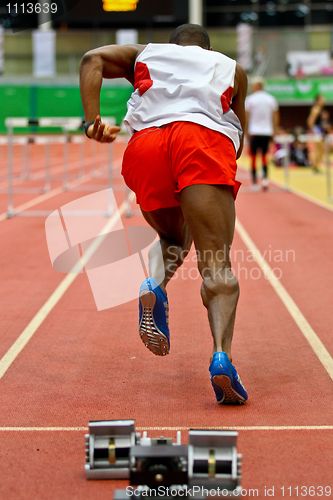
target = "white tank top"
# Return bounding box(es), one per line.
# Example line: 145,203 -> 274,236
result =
245,90 -> 278,136
123,43 -> 242,151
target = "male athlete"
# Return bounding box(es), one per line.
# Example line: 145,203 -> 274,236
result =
80,24 -> 248,404
245,77 -> 279,190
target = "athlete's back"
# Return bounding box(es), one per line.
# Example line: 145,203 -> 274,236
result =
124,43 -> 242,151
245,90 -> 278,136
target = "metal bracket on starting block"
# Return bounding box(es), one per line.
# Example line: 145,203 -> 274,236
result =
85,420 -> 242,497
85,420 -> 137,479
188,429 -> 241,493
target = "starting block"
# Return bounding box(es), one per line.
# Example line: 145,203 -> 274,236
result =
85,420 -> 242,497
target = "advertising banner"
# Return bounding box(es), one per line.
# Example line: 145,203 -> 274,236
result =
0,26 -> 4,75
33,30 -> 56,78
266,78 -> 333,103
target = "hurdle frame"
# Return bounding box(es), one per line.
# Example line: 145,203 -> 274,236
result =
274,132 -> 333,202
324,135 -> 333,203
5,117 -> 133,218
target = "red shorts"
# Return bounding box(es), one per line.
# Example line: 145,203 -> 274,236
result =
121,121 -> 240,212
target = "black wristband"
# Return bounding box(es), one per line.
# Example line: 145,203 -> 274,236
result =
83,120 -> 95,138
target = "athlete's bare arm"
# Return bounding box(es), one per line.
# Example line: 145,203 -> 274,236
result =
307,105 -> 320,130
273,109 -> 280,135
231,63 -> 248,159
80,44 -> 145,141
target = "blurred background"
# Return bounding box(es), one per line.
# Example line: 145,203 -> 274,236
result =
1,0 -> 333,132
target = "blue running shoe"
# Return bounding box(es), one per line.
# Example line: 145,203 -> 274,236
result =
139,278 -> 170,356
209,352 -> 248,404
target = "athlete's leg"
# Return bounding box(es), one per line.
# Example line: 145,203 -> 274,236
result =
138,206 -> 192,356
262,154 -> 268,178
311,139 -> 324,172
141,207 -> 192,289
180,184 -> 239,359
249,136 -> 258,184
261,136 -> 271,179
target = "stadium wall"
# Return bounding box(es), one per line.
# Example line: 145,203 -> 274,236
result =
2,25 -> 333,133
2,26 -> 332,76
1,82 -> 332,134
0,84 -> 132,133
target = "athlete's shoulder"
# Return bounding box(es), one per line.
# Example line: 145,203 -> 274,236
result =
235,62 -> 247,79
261,90 -> 274,99
136,43 -> 184,60
233,63 -> 247,95
139,43 -> 182,53
137,43 -> 220,63
264,91 -> 278,107
207,48 -> 236,66
245,91 -> 258,106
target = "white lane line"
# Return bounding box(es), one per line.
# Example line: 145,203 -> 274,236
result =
0,427 -> 88,431
0,191 -> 135,379
0,157 -> 122,222
0,425 -> 332,432
283,186 -> 333,212
270,178 -> 333,212
236,218 -> 333,380
140,425 -> 333,432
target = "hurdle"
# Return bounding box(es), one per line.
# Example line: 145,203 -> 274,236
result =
324,134 -> 333,203
274,134 -> 294,190
0,135 -> 32,184
274,133 -> 333,202
5,117 -> 134,218
2,134 -> 76,194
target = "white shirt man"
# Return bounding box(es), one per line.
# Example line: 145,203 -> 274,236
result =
245,78 -> 279,188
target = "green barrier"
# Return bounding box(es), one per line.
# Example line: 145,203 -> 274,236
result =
0,86 -> 31,133
0,84 -> 133,133
2,78 -> 333,133
266,77 -> 333,103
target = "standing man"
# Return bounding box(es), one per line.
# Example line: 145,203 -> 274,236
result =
245,77 -> 279,190
80,24 -> 248,404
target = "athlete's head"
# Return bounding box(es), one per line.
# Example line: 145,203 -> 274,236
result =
251,77 -> 264,92
169,24 -> 211,50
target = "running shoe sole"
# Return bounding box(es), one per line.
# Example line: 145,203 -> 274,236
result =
139,291 -> 169,356
211,374 -> 247,404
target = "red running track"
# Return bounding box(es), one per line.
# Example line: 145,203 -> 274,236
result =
0,145 -> 332,499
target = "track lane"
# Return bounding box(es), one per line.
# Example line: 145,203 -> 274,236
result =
236,218 -> 333,379
0,231 -> 332,427
0,149 -> 332,498
0,430 -> 332,500
236,175 -> 333,354
0,148 -> 127,357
